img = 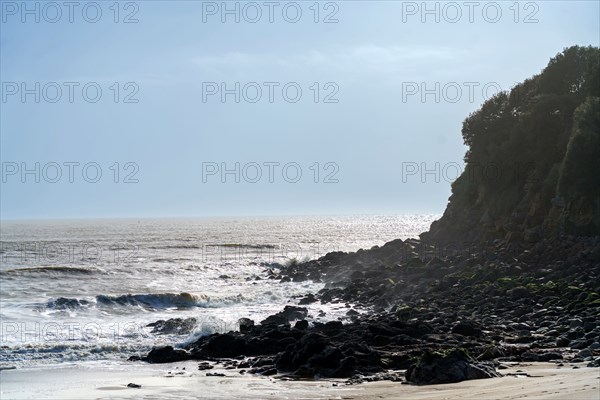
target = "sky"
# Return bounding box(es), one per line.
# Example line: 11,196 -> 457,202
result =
1,0 -> 599,219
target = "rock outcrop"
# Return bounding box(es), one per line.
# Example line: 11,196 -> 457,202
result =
422,46 -> 600,244
405,348 -> 499,385
135,46 -> 600,385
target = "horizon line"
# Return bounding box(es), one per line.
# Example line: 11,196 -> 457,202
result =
0,212 -> 442,223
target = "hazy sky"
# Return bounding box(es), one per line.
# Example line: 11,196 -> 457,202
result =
1,0 -> 599,219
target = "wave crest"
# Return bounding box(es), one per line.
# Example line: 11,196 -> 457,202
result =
2,266 -> 98,275
46,297 -> 91,310
95,292 -> 246,309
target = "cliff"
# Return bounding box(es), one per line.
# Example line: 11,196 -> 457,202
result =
422,45 -> 600,245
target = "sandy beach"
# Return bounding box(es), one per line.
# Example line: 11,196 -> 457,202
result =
1,361 -> 598,400
3,2 -> 599,399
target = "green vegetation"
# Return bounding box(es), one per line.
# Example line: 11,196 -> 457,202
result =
425,46 -> 600,243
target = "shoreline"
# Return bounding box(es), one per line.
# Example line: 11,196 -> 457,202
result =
2,232 -> 599,397
136,236 -> 599,381
0,361 -> 598,400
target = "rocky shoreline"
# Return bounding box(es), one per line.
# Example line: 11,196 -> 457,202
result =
132,235 -> 600,385
132,46 -> 600,385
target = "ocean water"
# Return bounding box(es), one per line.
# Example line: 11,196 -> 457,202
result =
0,215 -> 436,368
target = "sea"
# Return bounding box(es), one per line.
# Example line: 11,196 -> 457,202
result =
0,215 -> 436,369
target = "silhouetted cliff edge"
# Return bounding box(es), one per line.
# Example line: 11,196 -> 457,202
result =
422,46 -> 600,245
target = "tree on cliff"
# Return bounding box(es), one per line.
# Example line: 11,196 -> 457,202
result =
423,45 -> 600,244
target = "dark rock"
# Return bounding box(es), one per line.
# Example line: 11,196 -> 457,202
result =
144,346 -> 191,363
261,306 -> 308,326
309,345 -> 344,369
350,270 -> 364,281
583,322 -> 596,332
331,356 -> 357,378
521,351 -> 562,362
570,339 -> 590,350
260,314 -> 289,326
405,349 -> 499,385
476,346 -> 504,361
198,362 -> 214,370
299,294 -> 318,305
320,320 -> 343,334
201,334 -> 248,358
567,329 -> 585,340
238,318 -> 255,333
452,321 -> 482,337
587,357 -> 600,368
127,383 -> 141,388
368,322 -> 398,337
507,286 -> 531,300
252,356 -> 275,367
569,319 -> 583,329
584,331 -> 598,340
276,333 -> 330,373
275,332 -> 359,378
385,353 -> 416,369
395,306 -> 414,321
147,318 -> 197,335
292,272 -> 307,282
392,334 -> 420,346
578,349 -> 593,358
391,320 -> 433,338
137,216 -> 598,388
370,335 -> 391,346
294,320 -> 309,330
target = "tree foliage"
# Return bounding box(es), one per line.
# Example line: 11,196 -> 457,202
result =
430,45 -> 600,240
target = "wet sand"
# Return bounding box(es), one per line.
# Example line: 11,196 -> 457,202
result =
1,361 -> 598,400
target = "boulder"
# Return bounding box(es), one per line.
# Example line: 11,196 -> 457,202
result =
147,318 -> 197,335
238,318 -> 255,333
294,320 -> 309,330
275,333 -> 358,377
507,286 -> 531,300
197,333 -> 248,357
405,349 -> 499,385
451,321 -> 482,337
261,306 -> 308,326
299,294 -> 318,305
275,333 -> 330,373
144,346 -> 191,363
521,351 -> 563,362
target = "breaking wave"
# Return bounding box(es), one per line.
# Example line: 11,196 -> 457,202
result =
2,266 -> 99,275
94,292 -> 247,309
